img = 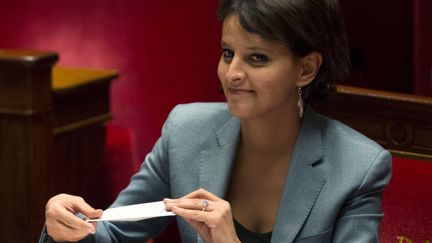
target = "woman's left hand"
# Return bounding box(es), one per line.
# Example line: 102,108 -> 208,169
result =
164,188 -> 241,243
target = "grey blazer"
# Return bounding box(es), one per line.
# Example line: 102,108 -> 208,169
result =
40,102 -> 392,243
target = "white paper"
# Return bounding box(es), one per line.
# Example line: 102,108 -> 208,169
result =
86,201 -> 175,222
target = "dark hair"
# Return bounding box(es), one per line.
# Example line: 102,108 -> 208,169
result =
217,0 -> 350,101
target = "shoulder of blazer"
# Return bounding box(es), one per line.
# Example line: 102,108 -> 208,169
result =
312,110 -> 385,153
310,110 -> 390,177
163,102 -> 239,149
168,102 -> 233,133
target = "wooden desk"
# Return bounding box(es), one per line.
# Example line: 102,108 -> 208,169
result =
0,49 -> 118,242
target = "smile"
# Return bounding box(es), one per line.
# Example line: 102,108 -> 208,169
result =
228,88 -> 255,95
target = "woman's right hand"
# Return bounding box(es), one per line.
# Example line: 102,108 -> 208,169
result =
45,194 -> 103,242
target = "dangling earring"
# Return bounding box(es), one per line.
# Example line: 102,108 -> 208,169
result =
297,87 -> 304,118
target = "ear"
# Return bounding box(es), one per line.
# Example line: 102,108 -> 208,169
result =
296,52 -> 322,87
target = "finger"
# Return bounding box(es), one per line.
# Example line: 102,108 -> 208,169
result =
164,198 -> 212,212
171,206 -> 216,228
69,196 -> 103,219
56,210 -> 96,234
50,197 -> 100,233
182,188 -> 220,201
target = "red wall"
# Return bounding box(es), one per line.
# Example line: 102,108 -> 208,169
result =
0,0 -> 224,161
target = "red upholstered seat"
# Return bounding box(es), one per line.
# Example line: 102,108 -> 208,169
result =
380,157 -> 432,242
104,123 -> 140,202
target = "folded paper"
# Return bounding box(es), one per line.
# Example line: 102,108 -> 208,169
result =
87,201 -> 175,222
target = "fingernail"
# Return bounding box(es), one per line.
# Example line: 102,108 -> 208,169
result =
163,198 -> 173,203
87,226 -> 96,234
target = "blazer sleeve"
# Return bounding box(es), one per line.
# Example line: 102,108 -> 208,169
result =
39,106 -> 180,243
332,149 -> 392,243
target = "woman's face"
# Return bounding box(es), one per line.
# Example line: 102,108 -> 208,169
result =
218,15 -> 303,120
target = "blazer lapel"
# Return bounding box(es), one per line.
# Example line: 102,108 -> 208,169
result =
196,108 -> 326,242
198,116 -> 241,198
272,108 -> 327,242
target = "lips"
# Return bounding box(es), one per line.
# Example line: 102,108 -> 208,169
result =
228,87 -> 255,94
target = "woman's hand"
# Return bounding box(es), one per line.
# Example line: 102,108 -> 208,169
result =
44,194 -> 103,242
164,188 -> 241,243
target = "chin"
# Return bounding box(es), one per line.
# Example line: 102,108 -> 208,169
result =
227,103 -> 254,119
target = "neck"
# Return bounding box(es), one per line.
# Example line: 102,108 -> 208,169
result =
239,108 -> 301,159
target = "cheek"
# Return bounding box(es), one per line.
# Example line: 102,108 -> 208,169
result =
261,75 -> 298,99
217,60 -> 227,83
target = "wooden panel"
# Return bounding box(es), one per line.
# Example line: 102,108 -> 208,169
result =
313,85 -> 432,161
0,49 -> 117,242
0,50 -> 57,242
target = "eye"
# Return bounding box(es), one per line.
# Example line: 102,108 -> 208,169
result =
248,54 -> 269,65
221,49 -> 234,63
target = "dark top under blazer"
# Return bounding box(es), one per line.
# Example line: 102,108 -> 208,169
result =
39,102 -> 392,243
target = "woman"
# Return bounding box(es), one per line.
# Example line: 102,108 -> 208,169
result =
41,0 -> 392,242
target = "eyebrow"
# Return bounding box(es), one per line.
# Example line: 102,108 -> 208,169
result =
220,41 -> 274,54
245,46 -> 273,53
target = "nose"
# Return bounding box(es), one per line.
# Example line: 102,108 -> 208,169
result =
225,58 -> 246,86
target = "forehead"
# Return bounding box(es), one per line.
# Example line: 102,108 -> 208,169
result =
221,15 -> 293,55
221,15 -> 261,44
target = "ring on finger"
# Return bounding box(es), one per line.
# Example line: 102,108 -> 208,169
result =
202,199 -> 209,211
